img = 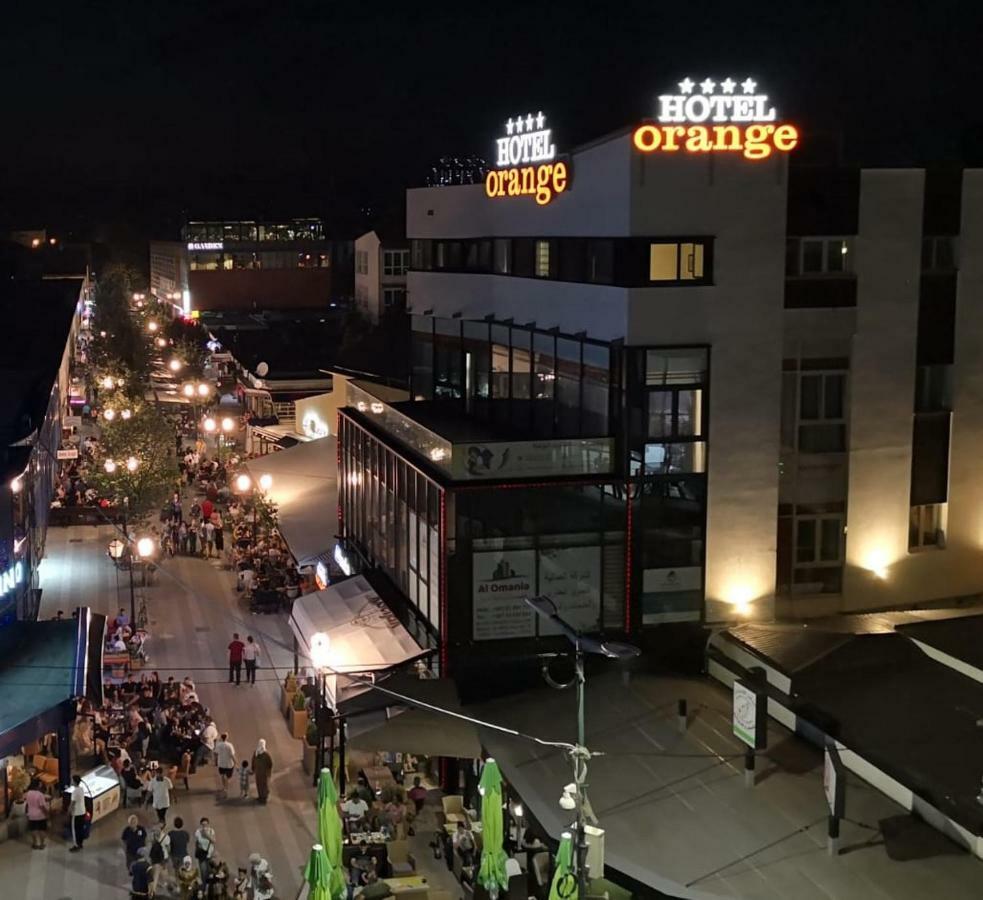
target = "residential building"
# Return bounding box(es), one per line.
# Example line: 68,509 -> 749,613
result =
354,228 -> 409,322
150,218 -> 350,314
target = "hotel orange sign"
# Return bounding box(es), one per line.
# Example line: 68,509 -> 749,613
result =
484,111 -> 571,205
633,77 -> 799,161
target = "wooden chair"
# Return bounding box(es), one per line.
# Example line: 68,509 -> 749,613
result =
441,794 -> 467,826
33,756 -> 59,793
386,839 -> 416,876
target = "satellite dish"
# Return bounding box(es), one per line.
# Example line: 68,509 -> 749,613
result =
256,361 -> 269,377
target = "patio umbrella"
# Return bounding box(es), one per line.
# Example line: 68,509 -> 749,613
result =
477,758 -> 509,897
303,843 -> 332,900
548,833 -> 576,900
316,768 -> 347,900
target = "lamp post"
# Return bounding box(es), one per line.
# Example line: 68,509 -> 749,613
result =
524,595 -> 640,900
103,458 -> 154,624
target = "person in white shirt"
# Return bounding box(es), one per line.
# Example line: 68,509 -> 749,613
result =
342,793 -> 369,831
242,636 -> 259,685
214,734 -> 236,798
150,770 -> 173,825
68,775 -> 87,851
196,720 -> 219,767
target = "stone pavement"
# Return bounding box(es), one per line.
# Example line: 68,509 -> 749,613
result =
4,522 -> 459,899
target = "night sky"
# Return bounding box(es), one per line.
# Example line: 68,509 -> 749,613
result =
2,0 -> 980,241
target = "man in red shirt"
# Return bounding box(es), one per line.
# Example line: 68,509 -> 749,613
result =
228,633 -> 245,685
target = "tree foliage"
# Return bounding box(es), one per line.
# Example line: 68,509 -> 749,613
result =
91,264 -> 149,377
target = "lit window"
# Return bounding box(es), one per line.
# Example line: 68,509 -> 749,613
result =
909,503 -> 947,551
535,240 -> 550,278
649,244 -> 678,281
649,241 -> 708,283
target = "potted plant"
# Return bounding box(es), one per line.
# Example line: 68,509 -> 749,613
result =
281,672 -> 298,717
302,721 -> 318,775
289,689 -> 309,739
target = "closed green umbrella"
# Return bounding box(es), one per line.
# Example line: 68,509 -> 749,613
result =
477,758 -> 509,897
303,843 -> 332,900
316,768 -> 347,900
548,833 -> 577,900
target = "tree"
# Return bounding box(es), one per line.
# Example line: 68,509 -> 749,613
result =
91,264 -> 149,377
89,404 -> 177,518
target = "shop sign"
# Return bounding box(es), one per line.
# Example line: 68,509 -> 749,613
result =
472,550 -> 537,640
823,743 -> 846,816
451,437 -> 613,480
0,561 -> 23,598
56,448 -> 79,460
485,111 -> 571,206
733,678 -> 767,749
187,241 -> 223,251
633,77 -> 799,160
537,547 -> 601,635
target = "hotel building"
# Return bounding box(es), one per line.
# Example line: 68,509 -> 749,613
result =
335,89 -> 982,677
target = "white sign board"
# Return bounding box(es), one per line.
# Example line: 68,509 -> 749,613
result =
732,680 -> 758,748
823,747 -> 837,813
537,547 -> 601,635
452,438 -> 613,480
187,241 -> 223,251
472,550 -> 536,640
64,415 -> 82,427
56,448 -> 78,460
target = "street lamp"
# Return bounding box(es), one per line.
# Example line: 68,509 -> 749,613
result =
182,383 -> 195,398
156,337 -> 167,349
102,376 -> 115,390
103,408 -> 116,421
258,473 -> 273,492
221,417 -> 235,434
147,321 -> 158,333
125,456 -> 139,473
202,417 -> 216,434
121,408 -> 132,420
104,459 -> 117,474
235,473 -> 252,493
524,595 -> 640,900
197,383 -> 210,398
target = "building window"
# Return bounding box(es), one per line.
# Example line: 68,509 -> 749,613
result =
909,502 -> 947,550
922,236 -> 957,272
646,349 -> 707,386
535,240 -> 551,278
383,288 -> 406,309
787,237 -> 853,276
643,441 -> 706,474
797,370 -> 846,453
355,250 -> 368,275
493,239 -> 512,275
647,389 -> 702,438
790,511 -> 844,593
383,249 -> 409,277
648,241 -> 707,283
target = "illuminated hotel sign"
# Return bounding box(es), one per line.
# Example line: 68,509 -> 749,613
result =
187,241 -> 223,251
485,111 -> 570,206
633,78 -> 799,160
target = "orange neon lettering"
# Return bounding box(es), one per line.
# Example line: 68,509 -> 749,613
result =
507,169 -> 521,196
632,125 -> 661,151
712,124 -> 741,150
773,124 -> 799,152
661,126 -> 686,150
685,126 -> 712,152
520,166 -> 535,194
535,165 -> 552,205
552,161 -> 568,195
743,124 -> 773,160
484,171 -> 498,199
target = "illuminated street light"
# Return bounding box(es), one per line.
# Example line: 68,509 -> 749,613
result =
202,417 -> 217,434
196,383 -> 210,398
235,473 -> 252,493
258,473 -> 273,492
11,477 -> 23,494
221,417 -> 235,433
156,337 -> 167,348
125,456 -> 139,473
121,409 -> 132,420
168,359 -> 183,373
102,376 -> 115,390
104,459 -> 117,474
136,537 -> 154,558
182,383 -> 195,398
103,408 -> 116,421
147,321 -> 158,333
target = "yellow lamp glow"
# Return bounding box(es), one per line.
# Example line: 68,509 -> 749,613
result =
197,383 -> 210,398
258,473 -> 273,492
169,359 -> 182,373
221,417 -> 235,433
182,383 -> 195,398
309,631 -> 332,669
202,417 -> 217,433
125,456 -> 139,473
104,459 -> 117,474
147,321 -> 158,333
235,473 -> 252,492
103,408 -> 116,421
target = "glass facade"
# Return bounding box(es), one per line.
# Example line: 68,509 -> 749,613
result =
411,315 -> 613,438
338,414 -> 442,657
183,219 -> 326,242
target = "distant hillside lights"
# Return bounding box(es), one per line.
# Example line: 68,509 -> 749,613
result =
633,77 -> 800,161
485,111 -> 571,206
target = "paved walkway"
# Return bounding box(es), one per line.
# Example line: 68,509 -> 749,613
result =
7,521 -> 459,899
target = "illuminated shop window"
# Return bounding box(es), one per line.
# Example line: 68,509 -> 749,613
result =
535,240 -> 551,278
649,241 -> 706,283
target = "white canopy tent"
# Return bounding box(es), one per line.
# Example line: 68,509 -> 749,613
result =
243,436 -> 336,566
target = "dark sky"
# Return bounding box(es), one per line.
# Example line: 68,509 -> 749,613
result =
2,0 -> 981,238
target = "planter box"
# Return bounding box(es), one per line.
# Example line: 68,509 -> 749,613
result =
302,741 -> 317,775
289,706 -> 309,740
281,688 -> 297,718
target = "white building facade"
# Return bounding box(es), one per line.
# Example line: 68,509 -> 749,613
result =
354,229 -> 409,323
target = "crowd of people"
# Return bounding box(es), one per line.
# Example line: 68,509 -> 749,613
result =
50,435 -> 111,509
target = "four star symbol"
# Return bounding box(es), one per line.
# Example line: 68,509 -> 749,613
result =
535,111 -> 545,129
505,117 -> 515,136
720,78 -> 736,94
515,116 -> 524,134
699,78 -> 716,94
741,78 -> 757,94
525,113 -> 535,132
679,77 -> 695,94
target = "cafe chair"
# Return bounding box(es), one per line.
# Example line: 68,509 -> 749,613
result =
387,839 -> 417,876
32,755 -> 59,794
442,794 -> 467,824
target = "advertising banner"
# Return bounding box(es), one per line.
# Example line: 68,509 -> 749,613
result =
537,547 -> 601,635
472,550 -> 536,640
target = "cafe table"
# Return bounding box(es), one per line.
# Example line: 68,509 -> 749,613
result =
361,765 -> 397,788
384,875 -> 429,894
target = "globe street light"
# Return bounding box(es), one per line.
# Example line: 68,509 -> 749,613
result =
147,321 -> 158,333
235,473 -> 252,493
258,473 -> 273,492
121,409 -> 132,420
104,459 -> 117,474
103,408 -> 116,421
169,359 -> 183,373
182,383 -> 195,398
156,337 -> 167,348
125,456 -> 139,473
197,383 -> 210,398
102,376 -> 115,390
136,537 -> 155,558
202,417 -> 217,434
221,417 -> 235,433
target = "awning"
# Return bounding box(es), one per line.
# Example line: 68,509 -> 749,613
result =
243,436 -> 336,566
0,612 -> 95,759
289,574 -> 428,707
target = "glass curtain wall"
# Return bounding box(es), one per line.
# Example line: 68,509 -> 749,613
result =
338,413 -> 442,654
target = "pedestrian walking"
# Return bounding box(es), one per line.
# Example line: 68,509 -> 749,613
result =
177,855 -> 203,899
206,855 -> 230,898
238,760 -> 251,799
68,774 -> 88,852
196,718 -> 219,768
129,847 -> 153,899
179,521 -> 189,555
121,814 -> 147,868
227,634 -> 244,685
168,817 -> 191,881
214,734 -> 236,798
213,512 -> 224,555
251,739 -> 274,804
249,854 -> 275,900
24,779 -> 49,849
204,520 -> 215,557
243,635 -> 258,685
149,824 -> 170,894
150,769 -> 173,824
194,818 -> 217,884
188,524 -> 198,556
